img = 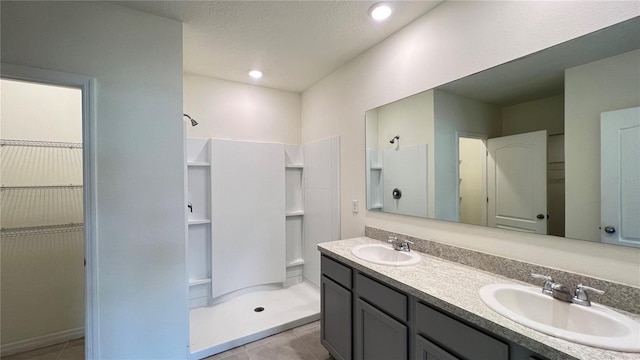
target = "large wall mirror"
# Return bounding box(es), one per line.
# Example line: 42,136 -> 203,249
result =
365,17 -> 640,248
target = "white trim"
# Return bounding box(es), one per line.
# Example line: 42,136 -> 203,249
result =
0,327 -> 85,357
1,63 -> 99,359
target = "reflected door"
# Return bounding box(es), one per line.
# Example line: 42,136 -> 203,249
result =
601,107 -> 640,247
487,130 -> 547,234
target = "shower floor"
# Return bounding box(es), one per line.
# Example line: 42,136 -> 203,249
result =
189,281 -> 320,359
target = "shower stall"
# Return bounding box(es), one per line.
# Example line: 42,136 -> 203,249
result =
185,135 -> 340,359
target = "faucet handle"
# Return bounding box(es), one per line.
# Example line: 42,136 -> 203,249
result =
531,273 -> 554,295
388,235 -> 398,243
400,239 -> 414,252
572,284 -> 604,306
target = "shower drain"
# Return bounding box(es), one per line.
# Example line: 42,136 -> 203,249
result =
254,307 -> 265,312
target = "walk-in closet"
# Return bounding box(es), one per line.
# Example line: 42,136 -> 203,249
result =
0,79 -> 84,358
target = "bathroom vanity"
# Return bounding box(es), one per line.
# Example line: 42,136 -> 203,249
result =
318,237 -> 640,360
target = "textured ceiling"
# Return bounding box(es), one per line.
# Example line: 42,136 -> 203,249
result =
113,1 -> 443,92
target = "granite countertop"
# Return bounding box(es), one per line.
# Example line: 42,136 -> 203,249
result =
318,237 -> 640,360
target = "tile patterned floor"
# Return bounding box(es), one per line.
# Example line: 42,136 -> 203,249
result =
1,321 -> 331,360
1,338 -> 84,360
206,321 -> 333,360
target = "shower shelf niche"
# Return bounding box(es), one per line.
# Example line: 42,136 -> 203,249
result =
285,145 -> 305,287
186,137 -> 213,307
285,210 -> 304,217
189,278 -> 212,286
187,161 -> 210,167
188,219 -> 211,225
286,258 -> 305,268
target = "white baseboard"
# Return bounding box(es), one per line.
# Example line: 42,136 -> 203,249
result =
0,327 -> 84,357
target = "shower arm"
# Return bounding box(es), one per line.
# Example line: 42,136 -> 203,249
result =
183,113 -> 198,127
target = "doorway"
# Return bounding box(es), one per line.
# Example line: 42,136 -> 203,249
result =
0,65 -> 96,359
457,135 -> 487,226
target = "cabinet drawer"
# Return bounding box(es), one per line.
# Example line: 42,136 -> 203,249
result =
415,302 -> 508,360
356,273 -> 407,322
321,255 -> 352,289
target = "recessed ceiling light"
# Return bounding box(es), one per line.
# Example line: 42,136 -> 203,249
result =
248,70 -> 263,79
369,3 -> 392,21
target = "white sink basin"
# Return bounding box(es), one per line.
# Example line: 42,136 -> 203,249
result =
480,283 -> 640,352
351,243 -> 420,266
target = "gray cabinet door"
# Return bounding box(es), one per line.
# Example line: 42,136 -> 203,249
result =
321,275 -> 352,360
355,298 -> 407,360
415,335 -> 459,360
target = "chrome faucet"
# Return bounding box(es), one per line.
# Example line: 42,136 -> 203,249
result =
531,273 -> 604,306
388,235 -> 414,252
551,283 -> 573,302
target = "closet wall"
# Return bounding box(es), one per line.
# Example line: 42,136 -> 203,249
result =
0,79 -> 84,354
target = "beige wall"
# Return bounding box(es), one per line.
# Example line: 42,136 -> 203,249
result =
565,49 -> 640,242
459,138 -> 485,226
184,73 -> 301,144
1,79 -> 82,142
301,1 -> 640,287
375,90 -> 432,149
501,95 -> 564,136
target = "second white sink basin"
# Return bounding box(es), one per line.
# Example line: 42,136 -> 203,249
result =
480,283 -> 640,352
351,243 -> 420,266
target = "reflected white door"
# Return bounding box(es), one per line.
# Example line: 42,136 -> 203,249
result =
487,130 -> 547,234
601,107 -> 640,247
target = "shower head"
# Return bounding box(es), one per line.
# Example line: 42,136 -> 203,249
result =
183,113 -> 198,127
390,135 -> 400,144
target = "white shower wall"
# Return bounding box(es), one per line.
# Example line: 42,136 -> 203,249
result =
186,136 -> 339,308
382,144 -> 428,218
210,139 -> 286,299
301,137 -> 340,287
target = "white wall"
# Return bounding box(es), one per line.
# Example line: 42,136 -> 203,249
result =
301,1 -> 640,287
184,73 -> 301,144
565,49 -> 640,242
433,90 -> 501,221
1,2 -> 188,358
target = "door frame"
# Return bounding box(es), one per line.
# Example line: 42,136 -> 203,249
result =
455,131 -> 488,224
1,63 -> 98,358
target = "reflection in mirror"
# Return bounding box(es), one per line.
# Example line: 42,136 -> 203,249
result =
365,17 -> 640,248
